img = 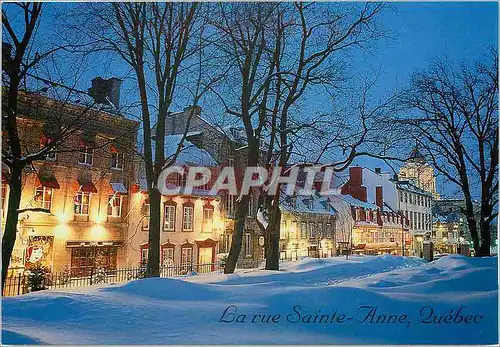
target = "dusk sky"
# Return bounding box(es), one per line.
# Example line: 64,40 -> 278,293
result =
6,1 -> 498,199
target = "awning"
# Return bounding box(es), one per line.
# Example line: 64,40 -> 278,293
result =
110,182 -> 128,195
78,180 -> 97,193
364,242 -> 398,251
37,174 -> 60,189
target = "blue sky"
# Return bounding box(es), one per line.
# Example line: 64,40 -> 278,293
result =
4,2 -> 498,199
348,1 -> 498,197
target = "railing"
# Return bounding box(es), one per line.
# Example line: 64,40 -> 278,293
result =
3,262 -> 225,297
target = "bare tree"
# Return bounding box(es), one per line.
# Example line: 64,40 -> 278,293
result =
256,3 -> 389,270
1,3 -> 136,289
210,2 -> 397,272
399,52 -> 498,256
67,2 -> 219,276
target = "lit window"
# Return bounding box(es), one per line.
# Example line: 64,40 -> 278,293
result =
78,146 -> 93,165
74,192 -> 90,215
35,186 -> 53,211
244,233 -> 252,256
203,206 -> 214,232
280,220 -> 287,239
301,222 -> 307,239
326,223 -> 332,238
164,204 -> 176,231
309,222 -> 315,238
162,247 -> 174,266
317,223 -> 323,238
181,247 -> 193,264
183,206 -> 194,231
107,194 -> 122,217
110,152 -> 124,170
220,232 -> 231,253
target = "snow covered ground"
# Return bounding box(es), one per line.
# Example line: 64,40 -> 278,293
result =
2,255 -> 498,345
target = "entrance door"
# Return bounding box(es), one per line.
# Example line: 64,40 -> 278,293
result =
198,247 -> 213,273
70,247 -> 117,277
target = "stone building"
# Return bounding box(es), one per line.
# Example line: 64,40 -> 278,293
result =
279,193 -> 337,259
2,87 -> 138,276
125,131 -> 226,270
432,199 -> 481,255
161,107 -> 264,266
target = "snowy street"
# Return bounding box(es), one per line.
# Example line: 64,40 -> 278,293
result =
1,255 -> 498,345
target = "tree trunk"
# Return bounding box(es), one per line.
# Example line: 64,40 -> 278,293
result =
265,204 -> 281,270
1,165 -> 23,291
479,222 -> 491,257
224,195 -> 250,274
147,188 -> 161,277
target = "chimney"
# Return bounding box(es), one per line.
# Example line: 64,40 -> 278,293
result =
349,167 -> 363,186
375,167 -> 381,174
108,77 -> 122,109
88,77 -> 122,109
376,186 -> 383,209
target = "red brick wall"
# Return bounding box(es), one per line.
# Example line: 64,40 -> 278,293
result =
375,186 -> 383,209
341,167 -> 367,202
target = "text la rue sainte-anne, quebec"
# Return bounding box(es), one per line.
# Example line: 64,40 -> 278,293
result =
219,305 -> 484,327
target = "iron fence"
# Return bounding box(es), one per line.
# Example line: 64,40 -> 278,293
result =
3,262 -> 225,297
3,258 -> 305,297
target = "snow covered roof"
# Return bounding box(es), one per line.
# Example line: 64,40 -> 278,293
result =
332,194 -> 379,210
137,180 -> 219,198
164,134 -> 217,166
280,194 -> 337,216
396,180 -> 432,197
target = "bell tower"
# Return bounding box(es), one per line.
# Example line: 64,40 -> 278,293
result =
399,143 -> 438,198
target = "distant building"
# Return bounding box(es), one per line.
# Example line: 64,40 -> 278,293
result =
339,167 -> 410,255
399,146 -> 438,198
432,199 -> 481,255
396,180 -> 433,257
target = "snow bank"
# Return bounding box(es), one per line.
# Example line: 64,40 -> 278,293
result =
2,255 -> 497,345
99,277 -> 225,301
